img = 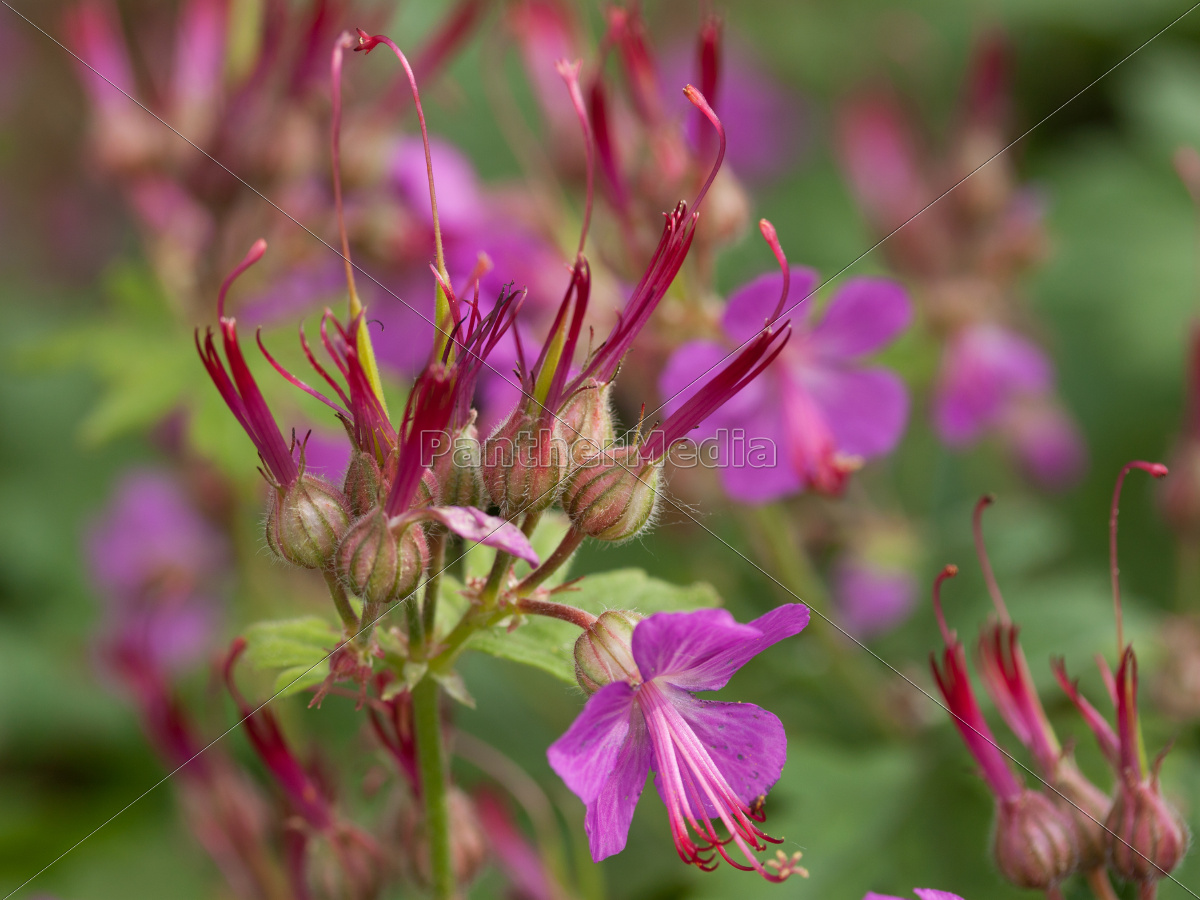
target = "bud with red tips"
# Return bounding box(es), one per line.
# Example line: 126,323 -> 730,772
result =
559,379 -> 614,466
1051,758 -> 1111,872
343,450 -> 384,517
1107,772 -> 1190,882
573,610 -> 643,692
992,789 -> 1078,889
562,447 -> 661,543
429,422 -> 484,509
335,508 -> 430,605
481,409 -> 570,516
265,473 -> 352,570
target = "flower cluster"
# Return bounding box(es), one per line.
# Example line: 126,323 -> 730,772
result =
837,33 -> 1085,489
930,465 -> 1188,897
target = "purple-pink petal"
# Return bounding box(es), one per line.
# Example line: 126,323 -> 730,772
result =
585,708 -> 652,861
1006,401 -> 1086,490
805,365 -> 909,459
913,891 -> 966,900
934,325 -> 1052,446
834,559 -> 915,639
715,391 -> 803,504
547,681 -> 638,805
669,693 -> 787,811
419,506 -> 540,565
631,605 -> 809,693
722,266 -> 820,344
810,276 -> 913,360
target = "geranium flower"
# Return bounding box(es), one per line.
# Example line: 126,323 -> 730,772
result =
864,891 -> 964,900
660,267 -> 912,502
547,604 -> 810,880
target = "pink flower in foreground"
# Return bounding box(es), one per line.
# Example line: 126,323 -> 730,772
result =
864,891 -> 964,900
547,605 -> 810,880
660,268 -> 912,502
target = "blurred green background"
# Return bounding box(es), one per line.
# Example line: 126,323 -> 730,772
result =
6,0 -> 1200,898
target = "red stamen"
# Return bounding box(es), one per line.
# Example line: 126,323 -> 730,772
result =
217,239 -> 267,321
355,31 -> 447,285
556,59 -> 594,258
1110,461 -> 1169,651
681,84 -> 725,210
931,564 -> 959,646
256,329 -> 349,418
758,219 -> 789,324
973,494 -> 1010,621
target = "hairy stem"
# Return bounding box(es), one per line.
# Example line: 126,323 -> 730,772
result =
479,550 -> 512,610
412,677 -> 454,899
422,529 -> 448,652
517,596 -> 596,629
516,527 -> 585,596
324,569 -> 360,636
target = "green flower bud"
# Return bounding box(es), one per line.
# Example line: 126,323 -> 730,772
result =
560,380 -> 614,466
573,610 -> 643,693
431,423 -> 484,508
265,474 -> 352,569
481,408 -> 569,516
335,507 -> 429,604
562,447 -> 661,542
343,450 -> 384,517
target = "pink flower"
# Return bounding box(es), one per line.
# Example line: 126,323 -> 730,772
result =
547,605 -> 810,880
660,268 -> 912,502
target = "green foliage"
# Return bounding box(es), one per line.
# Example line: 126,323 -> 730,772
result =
241,616 -> 342,698
441,568 -> 721,685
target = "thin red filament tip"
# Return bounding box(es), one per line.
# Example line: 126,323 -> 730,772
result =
556,58 -> 594,259
932,564 -> 959,646
758,219 -> 789,324
355,30 -> 447,283
972,494 -> 1009,621
682,84 -> 725,211
331,33 -> 360,311
218,239 -> 267,320
1109,461 -> 1169,652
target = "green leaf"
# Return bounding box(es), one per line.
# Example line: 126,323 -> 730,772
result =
242,616 -> 342,671
445,568 -> 721,685
273,665 -> 329,698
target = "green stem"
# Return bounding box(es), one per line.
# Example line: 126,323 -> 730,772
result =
412,677 -> 455,899
422,529 -> 448,653
323,570 -> 361,637
406,592 -> 424,657
479,550 -> 512,610
516,528 -> 585,597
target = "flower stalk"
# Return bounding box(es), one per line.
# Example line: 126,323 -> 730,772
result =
412,676 -> 455,900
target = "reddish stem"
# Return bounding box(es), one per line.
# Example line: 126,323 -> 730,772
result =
516,596 -> 597,630
682,84 -> 725,210
973,494 -> 1010,621
556,58 -> 594,259
758,219 -> 789,324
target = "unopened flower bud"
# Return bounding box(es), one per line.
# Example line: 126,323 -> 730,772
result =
992,789 -> 1078,889
481,408 -> 569,516
574,610 -> 643,692
335,507 -> 429,604
1052,759 -> 1111,871
560,380 -> 615,466
344,450 -> 384,516
562,448 -> 661,542
1107,777 -> 1189,883
265,474 -> 352,569
431,424 -> 484,508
